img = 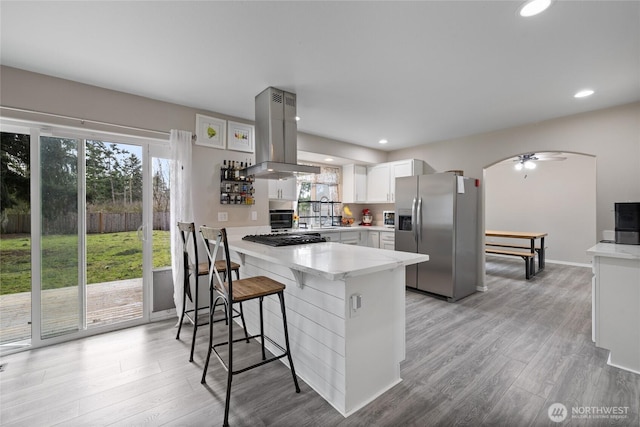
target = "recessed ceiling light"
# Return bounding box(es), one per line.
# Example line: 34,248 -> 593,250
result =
574,89 -> 595,98
324,158 -> 334,162
295,116 -> 300,121
519,0 -> 552,17
379,139 -> 388,144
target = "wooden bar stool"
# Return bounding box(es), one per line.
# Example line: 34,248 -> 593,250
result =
175,222 -> 241,362
199,226 -> 300,427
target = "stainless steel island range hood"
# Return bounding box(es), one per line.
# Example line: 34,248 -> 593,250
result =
244,87 -> 320,179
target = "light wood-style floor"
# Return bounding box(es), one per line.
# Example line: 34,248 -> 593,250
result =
1,257 -> 639,426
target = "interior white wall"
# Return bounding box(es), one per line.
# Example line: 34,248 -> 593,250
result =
484,154 -> 596,264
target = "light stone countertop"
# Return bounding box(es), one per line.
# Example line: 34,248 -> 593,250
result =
228,238 -> 428,281
586,242 -> 640,260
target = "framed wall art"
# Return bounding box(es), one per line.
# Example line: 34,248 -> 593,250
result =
195,114 -> 226,149
227,121 -> 254,153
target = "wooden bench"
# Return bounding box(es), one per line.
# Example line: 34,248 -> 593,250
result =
486,242 -> 547,270
485,247 -> 536,279
485,242 -> 542,250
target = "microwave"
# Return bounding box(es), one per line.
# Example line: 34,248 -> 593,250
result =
383,211 -> 395,228
270,209 -> 294,230
615,202 -> 640,245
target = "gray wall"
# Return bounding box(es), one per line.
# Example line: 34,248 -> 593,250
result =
389,102 -> 639,283
0,66 -> 386,229
388,102 -> 640,241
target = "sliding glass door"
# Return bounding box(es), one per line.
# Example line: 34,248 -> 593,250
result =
1,121 -> 166,351
85,140 -> 145,328
39,137 -> 148,338
40,136 -> 82,338
0,130 -> 32,348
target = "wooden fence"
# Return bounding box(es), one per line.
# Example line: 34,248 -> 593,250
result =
2,212 -> 170,234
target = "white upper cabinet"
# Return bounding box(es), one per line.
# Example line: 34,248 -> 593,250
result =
388,159 -> 423,202
268,178 -> 297,200
366,159 -> 424,203
342,164 -> 367,203
366,163 -> 391,202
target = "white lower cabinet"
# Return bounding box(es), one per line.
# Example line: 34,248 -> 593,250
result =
316,229 -> 394,249
319,232 -> 337,242
380,231 -> 395,250
340,231 -> 361,245
590,250 -> 640,374
367,231 -> 380,248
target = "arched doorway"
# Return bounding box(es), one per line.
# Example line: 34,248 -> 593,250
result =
483,151 -> 596,268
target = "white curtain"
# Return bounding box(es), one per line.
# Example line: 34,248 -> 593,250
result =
170,129 -> 193,321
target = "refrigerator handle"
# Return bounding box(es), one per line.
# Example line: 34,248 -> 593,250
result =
417,197 -> 423,242
411,197 -> 418,243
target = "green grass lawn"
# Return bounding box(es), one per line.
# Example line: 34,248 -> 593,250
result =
0,230 -> 171,295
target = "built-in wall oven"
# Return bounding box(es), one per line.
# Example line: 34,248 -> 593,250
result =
270,209 -> 294,230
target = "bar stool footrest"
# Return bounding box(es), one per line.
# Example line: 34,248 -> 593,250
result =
211,334 -> 289,375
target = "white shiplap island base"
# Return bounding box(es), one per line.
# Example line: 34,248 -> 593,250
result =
225,237 -> 428,417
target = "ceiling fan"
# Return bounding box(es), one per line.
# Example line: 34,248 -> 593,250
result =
512,152 -> 567,170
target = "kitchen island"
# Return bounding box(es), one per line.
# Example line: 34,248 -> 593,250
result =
224,235 -> 428,416
587,243 -> 640,374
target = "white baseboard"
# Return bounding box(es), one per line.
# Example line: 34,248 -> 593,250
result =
545,259 -> 591,268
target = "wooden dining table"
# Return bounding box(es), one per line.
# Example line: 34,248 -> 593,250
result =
485,230 -> 548,273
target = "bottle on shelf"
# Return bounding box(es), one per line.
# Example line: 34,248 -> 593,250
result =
219,158 -> 255,204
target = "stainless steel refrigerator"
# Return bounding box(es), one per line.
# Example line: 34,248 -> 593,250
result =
395,173 -> 479,302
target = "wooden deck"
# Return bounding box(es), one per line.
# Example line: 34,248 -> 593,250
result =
0,279 -> 142,344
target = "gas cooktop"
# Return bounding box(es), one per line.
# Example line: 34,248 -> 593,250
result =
242,232 -> 326,247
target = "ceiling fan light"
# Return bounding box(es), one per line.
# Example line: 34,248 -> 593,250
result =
515,163 -> 524,171
519,0 -> 552,17
524,160 -> 536,169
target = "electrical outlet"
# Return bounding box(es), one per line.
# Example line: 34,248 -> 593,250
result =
218,212 -> 228,222
349,294 -> 362,318
251,211 -> 257,221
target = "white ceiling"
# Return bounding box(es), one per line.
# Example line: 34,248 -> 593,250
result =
1,1 -> 639,151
